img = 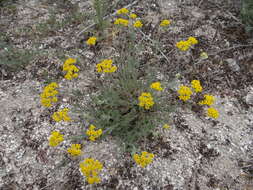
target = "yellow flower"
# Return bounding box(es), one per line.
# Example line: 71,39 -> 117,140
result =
187,37 -> 198,45
64,72 -> 79,80
191,80 -> 202,93
138,92 -> 154,110
63,58 -> 76,67
163,124 -> 170,129
49,131 -> 64,147
86,36 -> 97,46
176,40 -> 191,51
176,37 -> 198,51
87,176 -> 101,184
199,94 -> 215,106
114,18 -> 129,26
86,125 -> 103,141
48,82 -> 59,89
51,96 -> 58,102
177,85 -> 192,101
63,58 -> 79,80
80,158 -> 103,184
130,13 -> 137,19
160,19 -> 171,27
116,8 -> 129,15
52,108 -> 71,122
67,144 -> 82,156
96,59 -> 117,73
40,82 -> 59,107
40,98 -> 52,107
133,151 -> 154,168
133,20 -> 143,28
150,82 -> 163,91
207,107 -> 219,119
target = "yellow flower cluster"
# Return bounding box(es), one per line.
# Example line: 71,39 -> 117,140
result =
188,37 -> 198,45
114,18 -> 129,26
49,131 -> 64,147
199,94 -> 215,106
130,13 -> 137,19
40,82 -> 59,107
63,58 -> 79,80
207,107 -> 219,119
86,125 -> 103,141
86,36 -> 97,46
138,92 -> 155,110
115,8 -> 141,28
150,82 -> 163,91
52,108 -> 71,122
96,59 -> 117,73
160,19 -> 171,27
116,8 -> 129,15
133,20 -> 143,28
133,151 -> 154,168
176,37 -> 198,51
191,80 -> 202,93
177,86 -> 193,101
177,80 -> 219,119
67,144 -> 82,156
80,158 -> 103,184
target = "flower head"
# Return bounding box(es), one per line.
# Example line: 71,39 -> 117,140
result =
177,85 -> 192,101
86,36 -> 97,46
40,82 -> 59,107
199,94 -> 215,106
207,107 -> 219,119
160,19 -> 171,27
114,18 -> 129,26
80,158 -> 103,184
63,58 -> 79,80
49,131 -> 64,147
133,151 -> 154,168
116,8 -> 129,15
150,82 -> 163,91
86,125 -> 103,141
176,37 -> 198,51
138,92 -> 154,110
191,80 -> 202,93
163,124 -> 170,129
64,58 -> 76,67
96,59 -> 117,73
48,82 -> 59,88
176,40 -> 191,51
130,13 -> 137,19
187,37 -> 198,45
67,144 -> 82,156
133,20 -> 143,28
64,68 -> 79,80
52,108 -> 71,122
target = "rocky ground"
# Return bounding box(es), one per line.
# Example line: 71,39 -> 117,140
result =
1,0 -> 253,189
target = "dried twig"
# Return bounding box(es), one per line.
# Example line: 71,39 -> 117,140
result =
197,0 -> 204,8
209,44 -> 253,56
138,30 -> 171,64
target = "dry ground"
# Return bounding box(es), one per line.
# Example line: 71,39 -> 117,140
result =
1,0 -> 253,189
